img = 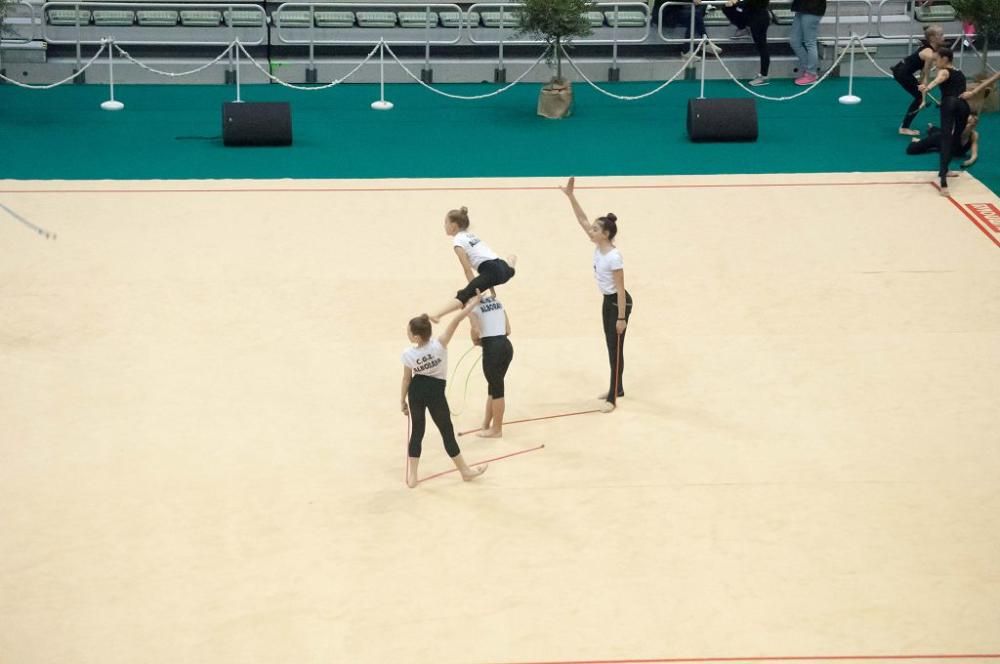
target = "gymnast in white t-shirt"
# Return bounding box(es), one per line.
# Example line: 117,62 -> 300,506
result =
468,294 -> 513,438
559,177 -> 634,413
429,207 -> 517,322
400,291 -> 488,488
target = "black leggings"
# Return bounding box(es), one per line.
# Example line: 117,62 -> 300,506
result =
722,4 -> 770,76
456,258 -> 515,304
408,375 -> 460,459
481,336 -> 514,399
892,63 -> 923,129
602,291 -> 634,405
906,126 -> 944,155
938,96 -> 971,181
906,125 -> 969,157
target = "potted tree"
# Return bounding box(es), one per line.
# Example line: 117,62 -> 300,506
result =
516,0 -> 596,118
950,0 -> 1000,112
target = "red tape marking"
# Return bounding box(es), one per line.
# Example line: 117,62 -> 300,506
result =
496,653 -> 1000,664
458,409 -> 602,437
418,444 -> 545,484
932,183 -> 1000,249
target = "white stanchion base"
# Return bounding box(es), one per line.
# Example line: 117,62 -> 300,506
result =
101,100 -> 125,111
371,100 -> 394,111
838,94 -> 862,105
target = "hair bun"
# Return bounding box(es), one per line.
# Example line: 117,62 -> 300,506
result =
460,206 -> 469,214
419,313 -> 430,321
606,213 -> 617,223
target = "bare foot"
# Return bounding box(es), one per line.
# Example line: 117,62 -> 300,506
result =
461,464 -> 488,481
947,170 -> 960,178
939,186 -> 950,197
910,137 -> 920,143
898,127 -> 920,136
476,429 -> 502,439
507,254 -> 518,268
406,460 -> 419,488
600,400 -> 616,414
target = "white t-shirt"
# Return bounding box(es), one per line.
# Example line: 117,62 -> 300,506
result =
401,338 -> 448,380
470,295 -> 507,338
453,230 -> 498,269
593,247 -> 624,295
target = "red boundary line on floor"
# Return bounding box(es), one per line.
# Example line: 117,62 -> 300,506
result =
496,653 -> 1000,664
0,180 -> 931,195
417,444 -> 545,484
932,183 -> 1000,249
458,409 -> 601,437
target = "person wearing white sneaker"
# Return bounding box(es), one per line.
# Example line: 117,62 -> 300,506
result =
790,0 -> 825,85
721,0 -> 770,87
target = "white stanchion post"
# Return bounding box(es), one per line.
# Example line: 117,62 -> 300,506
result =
371,40 -> 394,110
698,37 -> 707,99
101,38 -> 124,111
234,39 -> 243,103
838,34 -> 861,105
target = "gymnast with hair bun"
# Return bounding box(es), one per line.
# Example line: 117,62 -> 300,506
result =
559,177 -> 634,413
400,291 -> 488,488
429,206 -> 517,323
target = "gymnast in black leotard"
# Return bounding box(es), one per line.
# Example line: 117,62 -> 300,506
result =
891,25 -> 943,136
919,47 -> 971,195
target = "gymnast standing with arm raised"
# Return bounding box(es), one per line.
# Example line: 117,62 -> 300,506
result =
401,291 -> 488,488
559,177 -> 634,414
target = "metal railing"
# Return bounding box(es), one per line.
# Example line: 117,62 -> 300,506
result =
41,1 -> 268,45
1,1 -> 40,44
656,0 -> 875,52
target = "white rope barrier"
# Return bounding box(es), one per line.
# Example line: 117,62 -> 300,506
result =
382,41 -> 550,100
0,30 -> 973,109
560,38 -> 703,100
709,34 -> 858,101
237,40 -> 382,90
0,40 -> 106,89
114,41 -> 236,78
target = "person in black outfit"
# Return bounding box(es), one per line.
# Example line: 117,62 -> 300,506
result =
906,114 -> 979,170
722,0 -> 770,86
919,47 -> 970,195
892,24 -> 944,135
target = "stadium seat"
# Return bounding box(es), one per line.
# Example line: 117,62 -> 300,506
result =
441,11 -> 479,27
398,11 -> 440,28
314,11 -> 355,27
356,11 -> 397,27
137,10 -> 179,27
180,10 -> 223,27
93,10 -> 135,26
46,8 -> 91,25
225,10 -> 265,27
481,11 -> 518,27
915,2 -> 957,22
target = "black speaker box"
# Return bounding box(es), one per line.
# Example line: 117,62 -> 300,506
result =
687,98 -> 758,142
222,102 -> 293,147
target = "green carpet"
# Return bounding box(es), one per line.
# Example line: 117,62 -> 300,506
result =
0,78 -> 997,192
